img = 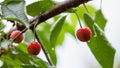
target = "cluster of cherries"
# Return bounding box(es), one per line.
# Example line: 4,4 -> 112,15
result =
10,30 -> 41,55
0,26 -> 92,56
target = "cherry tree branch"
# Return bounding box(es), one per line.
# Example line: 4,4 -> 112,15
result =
14,0 -> 90,66
29,0 -> 90,29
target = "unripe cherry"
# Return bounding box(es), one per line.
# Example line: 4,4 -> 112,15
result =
76,27 -> 92,42
10,30 -> 23,43
27,41 -> 41,55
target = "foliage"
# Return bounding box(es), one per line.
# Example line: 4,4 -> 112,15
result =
0,0 -> 116,68
1,0 -> 29,27
84,13 -> 115,68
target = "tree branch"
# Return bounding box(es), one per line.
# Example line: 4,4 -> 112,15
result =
29,0 -> 90,29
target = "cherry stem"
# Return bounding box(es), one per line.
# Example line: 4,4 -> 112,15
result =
34,31 -> 53,66
33,22 -> 37,41
72,9 -> 82,28
83,3 -> 89,13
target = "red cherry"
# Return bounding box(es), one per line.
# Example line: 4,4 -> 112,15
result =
10,30 -> 23,43
27,41 -> 41,55
76,27 -> 92,42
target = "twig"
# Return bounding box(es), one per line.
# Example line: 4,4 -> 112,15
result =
83,3 -> 89,13
72,9 -> 82,28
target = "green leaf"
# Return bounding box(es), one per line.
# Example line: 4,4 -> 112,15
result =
50,16 -> 66,46
0,54 -> 22,68
0,14 -> 4,32
1,0 -> 29,27
3,0 -> 22,4
88,24 -> 115,68
0,21 -> 5,31
36,23 -> 57,66
69,13 -> 79,37
17,43 -> 27,53
52,14 -> 78,46
54,22 -> 76,46
27,1 -> 55,16
54,14 -> 77,46
1,62 -> 13,68
76,5 -> 96,21
84,14 -> 115,68
31,58 -> 48,68
84,13 -> 96,35
24,29 -> 34,43
94,9 -> 107,30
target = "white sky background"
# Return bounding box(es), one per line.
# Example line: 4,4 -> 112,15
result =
0,0 -> 120,68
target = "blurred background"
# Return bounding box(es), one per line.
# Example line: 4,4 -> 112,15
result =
1,0 -> 120,68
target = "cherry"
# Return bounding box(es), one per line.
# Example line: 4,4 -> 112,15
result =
76,27 -> 92,42
10,30 -> 23,43
27,41 -> 41,55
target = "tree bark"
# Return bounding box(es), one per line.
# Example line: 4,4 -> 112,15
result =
29,0 -> 90,29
